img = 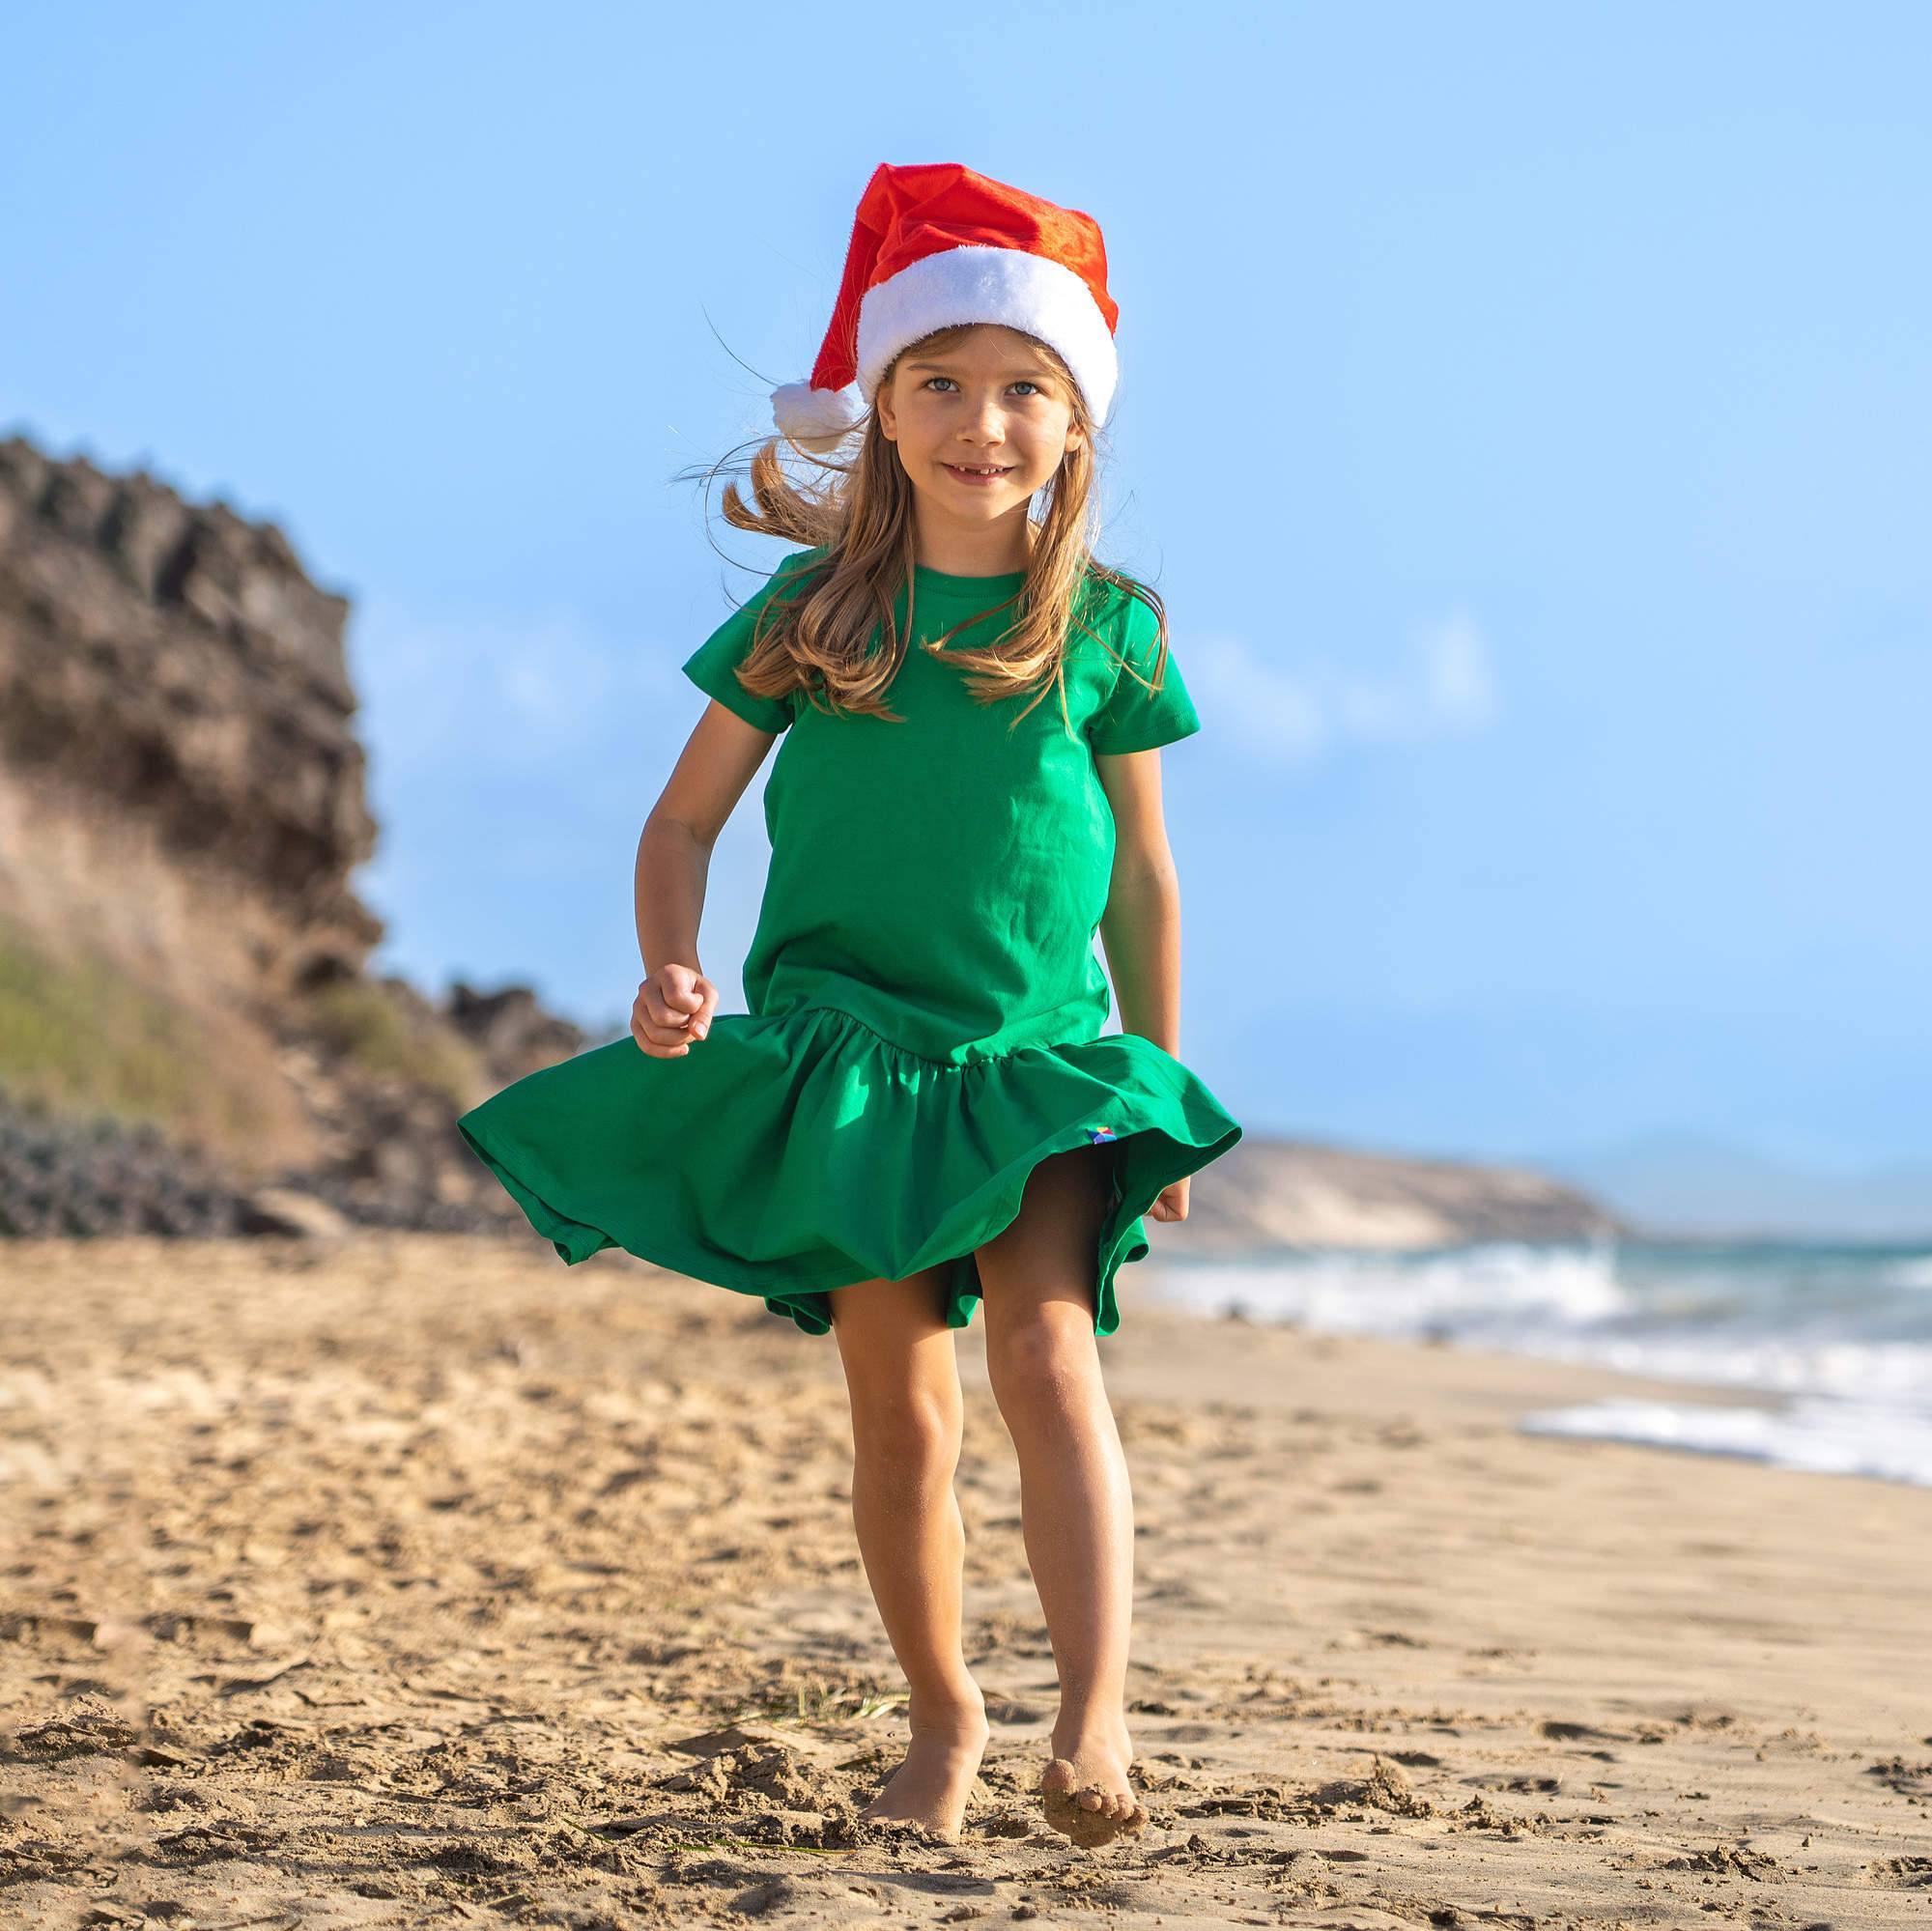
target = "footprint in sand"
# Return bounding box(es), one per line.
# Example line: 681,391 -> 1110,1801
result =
1039,1755 -> 1149,1847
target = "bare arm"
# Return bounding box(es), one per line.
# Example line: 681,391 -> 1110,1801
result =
629,700 -> 777,1057
1094,746 -> 1192,1221
1094,746 -> 1184,1055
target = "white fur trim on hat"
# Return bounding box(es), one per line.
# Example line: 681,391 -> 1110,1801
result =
770,380 -> 864,452
855,244 -> 1119,425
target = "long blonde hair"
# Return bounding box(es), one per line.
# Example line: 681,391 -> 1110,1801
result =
685,323 -> 1172,736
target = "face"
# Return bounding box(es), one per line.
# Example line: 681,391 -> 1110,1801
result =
875,325 -> 1086,531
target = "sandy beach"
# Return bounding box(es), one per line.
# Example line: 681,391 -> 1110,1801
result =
2,1230 -> 1928,1928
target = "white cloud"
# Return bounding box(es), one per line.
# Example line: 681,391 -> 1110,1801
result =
1192,609 -> 1499,765
1420,611 -> 1499,729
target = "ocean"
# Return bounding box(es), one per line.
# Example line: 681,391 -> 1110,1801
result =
1147,1236 -> 1932,1489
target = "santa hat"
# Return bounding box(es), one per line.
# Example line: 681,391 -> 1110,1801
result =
771,161 -> 1120,454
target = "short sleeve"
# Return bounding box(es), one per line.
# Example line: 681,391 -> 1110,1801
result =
1086,589 -> 1201,754
680,549 -> 820,734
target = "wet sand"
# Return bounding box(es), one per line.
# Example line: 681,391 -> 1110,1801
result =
2,1231 -> 1928,1928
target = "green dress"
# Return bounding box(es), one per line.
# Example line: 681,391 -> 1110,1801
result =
456,547 -> 1243,1336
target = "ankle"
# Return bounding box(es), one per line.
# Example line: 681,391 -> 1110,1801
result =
906,1684 -> 990,1739
1051,1710 -> 1133,1758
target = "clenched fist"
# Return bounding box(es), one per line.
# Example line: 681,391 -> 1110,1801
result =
632,962 -> 718,1059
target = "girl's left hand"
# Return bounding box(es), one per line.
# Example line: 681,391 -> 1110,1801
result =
1147,1176 -> 1189,1223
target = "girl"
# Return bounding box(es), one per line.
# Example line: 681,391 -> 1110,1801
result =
457,160 -> 1242,1848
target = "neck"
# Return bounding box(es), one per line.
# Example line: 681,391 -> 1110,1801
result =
910,505 -> 1035,577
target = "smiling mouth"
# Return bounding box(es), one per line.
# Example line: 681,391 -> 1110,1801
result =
943,462 -> 1014,476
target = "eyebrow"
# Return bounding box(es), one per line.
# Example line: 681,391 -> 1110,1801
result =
902,359 -> 1053,380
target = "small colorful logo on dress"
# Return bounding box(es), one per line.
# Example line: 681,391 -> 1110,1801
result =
1086,1123 -> 1118,1144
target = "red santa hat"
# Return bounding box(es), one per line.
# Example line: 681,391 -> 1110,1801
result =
771,161 -> 1121,454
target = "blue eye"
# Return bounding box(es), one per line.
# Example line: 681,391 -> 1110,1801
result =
923,376 -> 1043,397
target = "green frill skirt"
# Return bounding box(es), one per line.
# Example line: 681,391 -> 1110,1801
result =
455,1003 -> 1243,1337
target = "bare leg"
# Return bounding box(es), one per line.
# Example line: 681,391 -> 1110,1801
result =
975,1144 -> 1147,1844
829,1266 -> 989,1841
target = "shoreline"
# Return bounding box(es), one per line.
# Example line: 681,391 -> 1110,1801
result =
1134,1234 -> 1932,1492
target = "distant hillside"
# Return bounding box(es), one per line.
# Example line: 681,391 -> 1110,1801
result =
1171,1132 -> 1625,1254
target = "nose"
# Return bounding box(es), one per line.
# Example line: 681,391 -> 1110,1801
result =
959,391 -> 1008,445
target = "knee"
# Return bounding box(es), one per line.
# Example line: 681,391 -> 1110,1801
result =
848,1382 -> 962,1473
985,1310 -> 1096,1416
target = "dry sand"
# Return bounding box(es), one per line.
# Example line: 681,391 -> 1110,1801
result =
1,1231 -> 1928,1929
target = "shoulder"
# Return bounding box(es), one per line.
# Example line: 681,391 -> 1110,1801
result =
1081,565 -> 1198,753
704,547 -> 830,646
772,544 -> 833,589
1077,567 -> 1166,672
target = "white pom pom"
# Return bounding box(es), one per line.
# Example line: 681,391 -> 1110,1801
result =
771,380 -> 863,454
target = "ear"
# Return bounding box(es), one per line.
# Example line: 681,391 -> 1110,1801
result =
875,383 -> 896,441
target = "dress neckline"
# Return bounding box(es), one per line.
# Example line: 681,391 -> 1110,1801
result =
912,561 -> 1027,600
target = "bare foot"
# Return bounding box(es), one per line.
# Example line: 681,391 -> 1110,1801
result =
863,1699 -> 990,1844
1039,1725 -> 1147,1847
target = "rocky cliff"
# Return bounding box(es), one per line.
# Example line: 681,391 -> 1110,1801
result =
0,434 -> 381,1007
0,434 -> 582,1231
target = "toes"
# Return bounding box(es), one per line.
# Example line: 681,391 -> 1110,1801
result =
1038,1759 -> 1147,1845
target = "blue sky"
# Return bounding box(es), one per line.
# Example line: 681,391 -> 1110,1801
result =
6,2 -> 1927,1181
